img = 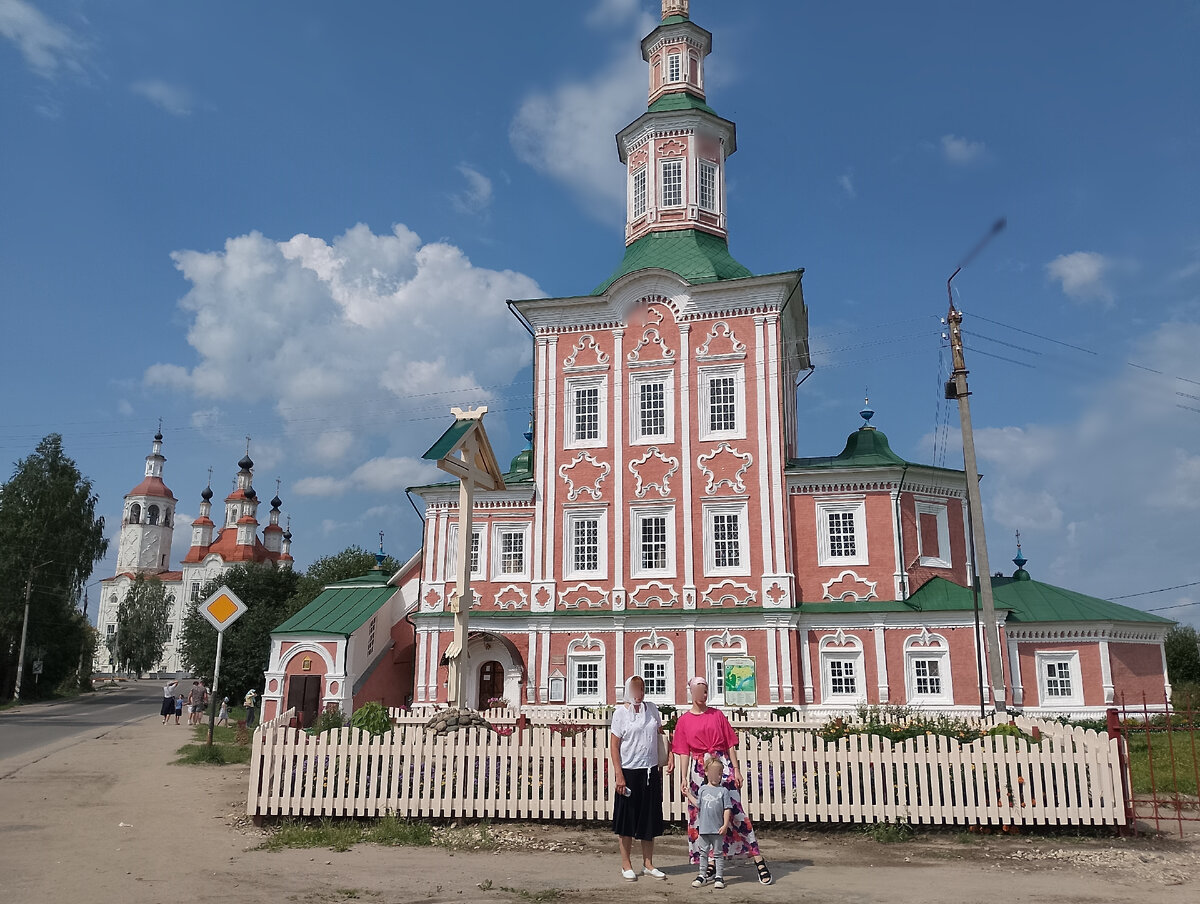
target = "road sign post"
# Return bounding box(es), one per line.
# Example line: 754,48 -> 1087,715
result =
199,586 -> 248,745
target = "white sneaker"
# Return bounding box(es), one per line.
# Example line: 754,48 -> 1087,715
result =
643,867 -> 667,880
621,869 -> 638,881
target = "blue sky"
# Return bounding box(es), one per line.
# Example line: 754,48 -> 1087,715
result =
2,0 -> 1197,626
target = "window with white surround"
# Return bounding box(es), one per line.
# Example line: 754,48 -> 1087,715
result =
447,524 -> 486,580
816,498 -> 869,567
698,365 -> 745,440
667,52 -> 682,83
819,633 -> 867,703
563,508 -> 607,579
915,500 -> 952,568
703,633 -> 746,706
702,501 -> 750,576
190,581 -> 201,602
660,158 -> 683,207
632,166 -> 647,218
1037,651 -> 1083,707
630,505 -> 675,579
567,637 -> 606,704
639,658 -> 669,698
629,371 -> 674,444
565,376 -> 606,449
904,631 -> 953,704
698,161 -> 718,212
492,524 -> 530,580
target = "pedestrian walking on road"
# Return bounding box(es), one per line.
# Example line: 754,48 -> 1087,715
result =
187,680 -> 207,725
174,695 -> 183,725
244,689 -> 258,728
160,680 -> 179,724
217,697 -> 229,727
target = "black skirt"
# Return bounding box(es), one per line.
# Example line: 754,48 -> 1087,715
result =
612,765 -> 665,840
160,696 -> 175,717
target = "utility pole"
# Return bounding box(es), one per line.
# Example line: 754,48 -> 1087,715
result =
945,218 -> 1007,714
14,560 -> 53,701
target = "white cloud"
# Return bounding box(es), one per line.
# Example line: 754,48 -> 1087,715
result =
838,171 -> 856,199
450,163 -> 493,215
147,221 -> 542,485
0,0 -> 84,79
586,0 -> 644,28
295,456 -> 438,499
131,79 -> 194,116
117,399 -> 134,417
168,512 -> 194,565
1045,251 -> 1114,305
190,407 -> 220,429
510,9 -> 654,219
940,134 -> 986,165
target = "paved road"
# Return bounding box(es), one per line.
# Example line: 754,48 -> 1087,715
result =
0,680 -> 163,765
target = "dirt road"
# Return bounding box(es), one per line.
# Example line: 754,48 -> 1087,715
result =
1,703 -> 1197,904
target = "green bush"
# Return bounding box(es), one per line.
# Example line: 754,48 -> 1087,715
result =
309,706 -> 348,735
1172,681 -> 1200,714
350,701 -> 393,736
817,703 -> 1039,746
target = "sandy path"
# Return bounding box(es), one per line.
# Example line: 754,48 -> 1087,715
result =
1,710 -> 1197,904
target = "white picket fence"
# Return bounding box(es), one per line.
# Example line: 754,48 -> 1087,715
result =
246,712 -> 1127,826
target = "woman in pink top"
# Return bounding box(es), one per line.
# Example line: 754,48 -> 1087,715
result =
670,676 -> 773,885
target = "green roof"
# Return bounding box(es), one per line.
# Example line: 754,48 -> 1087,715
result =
593,229 -> 754,295
901,575 -> 1173,625
789,426 -> 913,470
647,91 -> 718,117
273,572 -> 394,636
422,419 -> 474,461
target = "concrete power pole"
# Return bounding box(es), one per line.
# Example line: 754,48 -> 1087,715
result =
945,218 -> 1007,715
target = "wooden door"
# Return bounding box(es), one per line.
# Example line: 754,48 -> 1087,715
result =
287,675 -> 322,727
477,660 -> 504,708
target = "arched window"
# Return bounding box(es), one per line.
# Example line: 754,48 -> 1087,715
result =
818,630 -> 867,704
163,508 -> 172,527
904,630 -> 953,705
129,503 -> 141,524
147,505 -> 160,525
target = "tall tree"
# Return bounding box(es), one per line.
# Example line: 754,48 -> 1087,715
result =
285,545 -> 402,618
0,434 -> 108,699
109,576 -> 172,677
1164,625 -> 1200,685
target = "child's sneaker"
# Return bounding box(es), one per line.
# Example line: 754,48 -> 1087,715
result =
692,875 -> 707,888
713,878 -> 726,889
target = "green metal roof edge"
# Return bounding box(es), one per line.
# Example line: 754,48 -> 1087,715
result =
593,229 -> 754,295
906,576 -> 1174,625
273,585 -> 395,635
422,419 -> 473,461
647,91 -> 718,117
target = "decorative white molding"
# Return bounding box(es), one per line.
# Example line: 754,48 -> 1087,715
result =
628,446 -> 679,498
567,633 -> 604,654
697,442 -> 753,494
562,334 -> 610,371
558,451 -> 611,501
701,579 -> 756,607
630,581 -> 678,608
492,584 -> 529,610
421,585 -> 444,613
1005,625 -> 1169,643
634,628 -> 673,652
695,320 -> 746,360
558,582 -> 609,610
627,327 -> 676,366
530,582 -> 555,613
821,569 -> 879,602
705,629 -> 745,653
762,577 -> 791,609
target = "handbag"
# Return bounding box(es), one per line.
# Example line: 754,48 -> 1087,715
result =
657,733 -> 670,768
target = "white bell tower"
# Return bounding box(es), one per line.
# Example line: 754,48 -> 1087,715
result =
115,430 -> 177,573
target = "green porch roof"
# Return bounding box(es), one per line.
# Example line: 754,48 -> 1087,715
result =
789,426 -> 913,470
272,572 -> 394,636
647,92 -> 718,117
593,229 -> 754,295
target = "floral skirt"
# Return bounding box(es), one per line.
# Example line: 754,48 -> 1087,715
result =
684,751 -> 761,864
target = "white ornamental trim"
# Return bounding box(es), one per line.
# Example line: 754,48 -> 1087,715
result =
493,584 -> 529,611
695,320 -> 746,360
821,569 -> 879,602
559,451 -> 611,501
630,581 -> 678,609
627,327 -> 676,365
562,334 -> 611,371
700,579 -> 756,608
628,446 -> 679,498
558,582 -> 609,610
697,442 -> 753,494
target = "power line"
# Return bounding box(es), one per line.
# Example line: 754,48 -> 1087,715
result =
1110,580 -> 1200,602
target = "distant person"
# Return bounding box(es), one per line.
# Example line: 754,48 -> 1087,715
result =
244,689 -> 258,728
174,695 -> 184,725
160,680 -> 179,724
217,697 -> 230,727
188,680 -> 207,725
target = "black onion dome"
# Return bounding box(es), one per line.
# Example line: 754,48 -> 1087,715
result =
283,529 -> 292,540
200,486 -> 213,501
245,487 -> 257,499
270,494 -> 282,508
154,430 -> 163,442
238,454 -> 254,470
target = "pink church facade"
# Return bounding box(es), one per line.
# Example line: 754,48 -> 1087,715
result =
402,3 -> 1171,717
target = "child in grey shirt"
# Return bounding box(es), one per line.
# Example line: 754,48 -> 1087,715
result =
688,756 -> 732,888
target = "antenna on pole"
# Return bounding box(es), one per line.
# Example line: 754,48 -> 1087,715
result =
945,217 -> 1007,714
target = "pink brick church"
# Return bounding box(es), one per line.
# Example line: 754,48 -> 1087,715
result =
263,1 -> 1171,723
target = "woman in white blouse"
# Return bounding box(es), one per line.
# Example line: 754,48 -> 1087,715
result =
609,675 -> 674,881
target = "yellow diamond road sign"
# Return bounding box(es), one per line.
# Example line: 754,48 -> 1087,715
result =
200,585 -> 247,632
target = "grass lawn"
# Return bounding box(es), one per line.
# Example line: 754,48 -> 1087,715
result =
174,710 -> 253,765
1125,728 -> 1199,796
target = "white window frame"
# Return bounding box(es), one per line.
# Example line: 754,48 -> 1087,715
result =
1036,651 -> 1083,707
563,507 -> 608,580
565,375 -> 607,449
630,505 -> 676,579
491,522 -> 531,581
567,637 -> 606,705
903,633 -> 954,705
703,633 -> 747,707
819,634 -> 867,704
666,51 -> 683,83
660,158 -> 684,208
631,166 -> 648,219
635,655 -> 673,703
816,497 -> 869,567
629,370 -> 675,445
702,500 -> 750,577
698,160 -> 718,213
915,500 -> 952,568
698,364 -> 745,441
446,524 -> 486,581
